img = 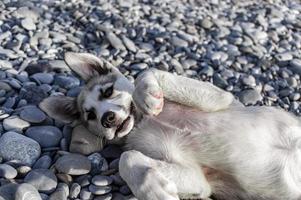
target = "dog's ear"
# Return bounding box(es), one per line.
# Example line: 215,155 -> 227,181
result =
64,52 -> 113,81
39,96 -> 79,123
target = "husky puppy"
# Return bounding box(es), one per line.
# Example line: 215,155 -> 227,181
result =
40,52 -> 301,200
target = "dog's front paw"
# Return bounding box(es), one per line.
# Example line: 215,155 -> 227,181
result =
133,70 -> 164,116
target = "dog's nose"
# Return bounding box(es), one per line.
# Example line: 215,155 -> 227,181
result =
101,111 -> 116,128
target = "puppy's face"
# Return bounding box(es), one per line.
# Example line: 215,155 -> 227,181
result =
40,52 -> 135,140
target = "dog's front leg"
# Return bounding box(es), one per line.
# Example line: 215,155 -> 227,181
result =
134,69 -> 234,115
119,150 -> 211,200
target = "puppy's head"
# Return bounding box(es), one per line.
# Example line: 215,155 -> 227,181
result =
40,52 -> 135,140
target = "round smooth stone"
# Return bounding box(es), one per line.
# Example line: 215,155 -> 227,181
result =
33,155 -> 52,169
55,154 -> 91,175
0,183 -> 18,199
89,184 -> 112,195
3,116 -> 30,132
25,126 -> 62,148
94,193 -> 112,200
39,193 -> 49,200
24,169 -> 57,194
0,164 -> 17,179
21,18 -> 36,31
69,183 -> 81,199
0,132 -> 41,166
17,165 -> 32,177
20,106 -> 46,123
92,175 -> 113,186
238,89 -> 263,105
15,183 -> 42,200
48,183 -> 68,200
31,73 -> 54,84
54,75 -> 80,89
80,188 -> 93,200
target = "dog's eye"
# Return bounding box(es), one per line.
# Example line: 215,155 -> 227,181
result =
87,111 -> 97,120
103,86 -> 113,98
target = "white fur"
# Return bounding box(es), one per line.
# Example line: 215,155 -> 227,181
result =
120,69 -> 301,200
41,53 -> 301,200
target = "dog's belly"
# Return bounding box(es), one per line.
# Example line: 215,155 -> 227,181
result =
151,101 -> 301,170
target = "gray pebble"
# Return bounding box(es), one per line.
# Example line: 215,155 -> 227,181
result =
275,52 -> 293,62
33,155 -> 52,169
15,183 -> 42,200
0,132 -> 41,166
80,188 -> 93,200
31,73 -> 54,84
69,183 -> 81,199
106,32 -> 126,51
94,193 -> 113,200
20,106 -> 46,123
241,75 -> 256,87
121,36 -> 137,52
24,169 -> 57,194
25,126 -> 62,148
54,75 -> 80,89
55,154 -> 91,175
88,184 -> 111,195
171,36 -> 188,47
21,18 -> 36,31
92,175 -> 113,186
0,164 -> 17,179
238,89 -> 263,105
131,63 -> 148,70
201,17 -> 213,29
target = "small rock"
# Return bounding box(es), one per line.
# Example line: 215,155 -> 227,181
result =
80,188 -> 93,200
241,75 -> 256,87
94,193 -> 112,200
55,154 -> 91,175
20,106 -> 46,123
106,32 -> 126,51
0,183 -> 18,199
16,165 -> 32,177
171,36 -> 188,47
24,169 -> 57,194
131,63 -> 148,70
54,75 -> 80,89
238,89 -> 263,105
201,18 -> 213,29
56,173 -> 73,184
0,164 -> 17,179
121,36 -> 137,52
69,183 -> 81,199
275,52 -> 293,62
0,132 -> 41,166
33,155 -> 52,169
31,73 -> 54,84
48,184 -> 67,200
15,183 -> 42,200
25,126 -> 62,148
89,184 -> 111,195
21,18 -> 36,31
92,175 -> 113,186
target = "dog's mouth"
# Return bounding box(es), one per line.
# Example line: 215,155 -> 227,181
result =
115,102 -> 135,137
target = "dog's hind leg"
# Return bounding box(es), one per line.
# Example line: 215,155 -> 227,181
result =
119,150 -> 211,200
120,119 -> 212,200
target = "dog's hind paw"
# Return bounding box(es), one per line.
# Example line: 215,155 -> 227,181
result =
135,168 -> 179,200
